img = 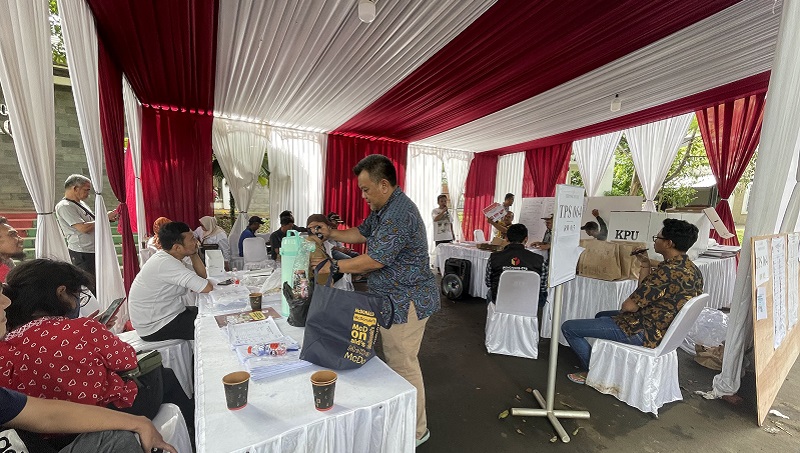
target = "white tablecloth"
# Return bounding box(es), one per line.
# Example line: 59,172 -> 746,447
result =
194,298 -> 416,453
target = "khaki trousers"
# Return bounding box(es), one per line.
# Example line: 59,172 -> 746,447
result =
380,303 -> 429,439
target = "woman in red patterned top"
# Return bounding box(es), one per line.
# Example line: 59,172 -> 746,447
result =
0,260 -> 194,438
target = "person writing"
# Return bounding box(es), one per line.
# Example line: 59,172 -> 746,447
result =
308,154 -> 438,447
560,219 -> 703,384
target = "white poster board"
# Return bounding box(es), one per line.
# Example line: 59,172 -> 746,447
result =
580,196 -> 643,239
549,185 -> 586,287
518,197 -> 555,242
607,211 -> 711,261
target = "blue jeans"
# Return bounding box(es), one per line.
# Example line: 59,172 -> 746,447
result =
561,310 -> 644,370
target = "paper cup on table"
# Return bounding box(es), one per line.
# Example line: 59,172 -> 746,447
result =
222,371 -> 251,410
310,370 -> 337,411
249,292 -> 263,311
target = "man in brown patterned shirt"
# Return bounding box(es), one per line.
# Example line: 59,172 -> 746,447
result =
561,218 -> 703,383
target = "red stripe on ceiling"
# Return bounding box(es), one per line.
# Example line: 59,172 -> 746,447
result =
485,71 -> 771,155
87,0 -> 218,113
335,0 -> 742,142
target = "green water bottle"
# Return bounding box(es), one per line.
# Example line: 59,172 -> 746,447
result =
279,230 -> 302,317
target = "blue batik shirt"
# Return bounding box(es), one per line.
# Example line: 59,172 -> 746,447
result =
358,187 -> 440,324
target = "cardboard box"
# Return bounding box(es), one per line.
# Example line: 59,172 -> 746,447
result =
577,239 -> 623,281
613,240 -> 648,280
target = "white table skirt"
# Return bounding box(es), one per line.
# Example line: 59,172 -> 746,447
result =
194,301 -> 416,453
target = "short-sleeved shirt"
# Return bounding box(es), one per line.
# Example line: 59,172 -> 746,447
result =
613,254 -> 704,348
431,207 -> 454,242
0,388 -> 27,425
128,250 -> 209,336
358,187 -> 439,324
55,199 -> 95,252
0,317 -> 139,408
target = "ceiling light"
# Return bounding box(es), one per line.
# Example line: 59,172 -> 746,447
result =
610,94 -> 621,112
358,0 -> 376,23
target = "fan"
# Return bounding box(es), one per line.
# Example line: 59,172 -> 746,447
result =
441,273 -> 466,300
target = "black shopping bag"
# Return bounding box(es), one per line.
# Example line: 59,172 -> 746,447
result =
300,262 -> 394,370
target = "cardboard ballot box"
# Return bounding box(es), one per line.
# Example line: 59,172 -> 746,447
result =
607,211 -> 710,261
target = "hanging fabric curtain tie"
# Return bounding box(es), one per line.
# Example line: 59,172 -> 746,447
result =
239,211 -> 248,214
719,198 -> 729,202
94,192 -> 103,196
36,211 -> 54,215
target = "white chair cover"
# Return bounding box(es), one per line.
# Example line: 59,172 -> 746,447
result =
204,249 -> 226,277
117,331 -> 194,398
243,237 -> 270,270
139,248 -> 154,267
474,229 -> 486,243
586,294 -> 709,415
152,403 -> 193,453
485,270 -> 540,359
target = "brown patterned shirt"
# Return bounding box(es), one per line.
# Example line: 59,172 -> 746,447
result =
613,254 -> 703,348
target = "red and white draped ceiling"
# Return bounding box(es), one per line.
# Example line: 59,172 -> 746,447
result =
82,0 -> 779,227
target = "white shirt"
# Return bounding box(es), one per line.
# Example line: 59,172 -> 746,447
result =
431,207 -> 454,242
128,250 -> 209,336
55,199 -> 95,252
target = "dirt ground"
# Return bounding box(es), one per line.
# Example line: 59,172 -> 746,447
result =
411,294 -> 800,453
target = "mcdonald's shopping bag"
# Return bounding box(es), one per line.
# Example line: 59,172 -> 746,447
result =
300,283 -> 393,370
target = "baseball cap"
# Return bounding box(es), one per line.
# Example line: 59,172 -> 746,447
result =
581,221 -> 599,231
248,216 -> 265,225
541,214 -> 554,220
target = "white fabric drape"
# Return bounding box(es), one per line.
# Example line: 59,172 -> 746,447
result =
573,130 -> 622,196
212,118 -> 269,258
123,77 -> 146,246
406,145 -> 445,260
266,127 -> 326,229
0,0 -> 68,261
494,151 -> 525,210
442,149 -> 474,241
626,113 -> 693,211
59,0 -> 125,313
714,0 -> 800,397
422,1 -> 780,152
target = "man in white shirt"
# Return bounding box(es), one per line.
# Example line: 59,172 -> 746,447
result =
431,194 -> 454,245
55,174 -> 119,277
129,222 -> 212,341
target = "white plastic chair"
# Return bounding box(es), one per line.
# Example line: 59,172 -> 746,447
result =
474,229 -> 487,243
117,330 -> 194,398
243,236 -> 270,270
585,293 -> 709,415
152,403 -> 192,453
485,270 -> 540,359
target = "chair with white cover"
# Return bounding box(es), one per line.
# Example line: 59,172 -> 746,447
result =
585,293 -> 709,416
117,330 -> 194,398
485,270 -> 540,359
152,403 -> 192,453
139,247 -> 154,266
243,236 -> 270,270
474,229 -> 487,243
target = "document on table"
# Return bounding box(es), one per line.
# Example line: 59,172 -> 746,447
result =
771,237 -> 787,349
227,317 -> 285,346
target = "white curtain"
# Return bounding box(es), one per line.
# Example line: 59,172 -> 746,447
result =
626,113 -> 693,211
212,118 -> 269,258
573,130 -> 622,196
714,0 -> 800,397
494,151 -> 525,207
442,149 -> 474,241
406,145 -> 445,260
0,0 -> 68,261
122,77 -> 146,247
59,0 -> 125,313
266,127 -> 326,230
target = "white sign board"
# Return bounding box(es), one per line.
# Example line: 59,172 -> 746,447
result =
549,185 -> 586,287
518,197 -> 555,242
754,239 -> 770,287
580,196 -> 643,239
608,211 -> 711,261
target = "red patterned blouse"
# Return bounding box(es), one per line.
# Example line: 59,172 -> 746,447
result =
0,317 -> 139,408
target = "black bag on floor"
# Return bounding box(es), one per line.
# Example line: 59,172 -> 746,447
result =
300,261 -> 394,370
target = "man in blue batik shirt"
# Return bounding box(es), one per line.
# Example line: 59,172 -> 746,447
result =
309,154 -> 438,447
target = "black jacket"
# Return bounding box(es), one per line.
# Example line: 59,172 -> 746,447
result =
485,243 -> 544,302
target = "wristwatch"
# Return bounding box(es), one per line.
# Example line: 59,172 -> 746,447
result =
330,259 -> 340,274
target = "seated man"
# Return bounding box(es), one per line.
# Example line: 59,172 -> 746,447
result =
561,218 -> 703,384
580,209 -> 608,241
238,216 -> 265,257
129,222 -> 212,341
269,215 -> 297,260
484,224 -> 543,303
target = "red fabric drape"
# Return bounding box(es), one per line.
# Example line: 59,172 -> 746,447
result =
524,143 -> 572,197
140,108 -> 213,226
122,147 -> 137,234
335,0 -> 739,141
521,163 -> 535,198
323,135 -> 408,253
462,154 -> 498,241
98,41 -> 138,292
696,94 -> 766,246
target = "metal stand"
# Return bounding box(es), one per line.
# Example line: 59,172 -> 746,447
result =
510,284 -> 590,442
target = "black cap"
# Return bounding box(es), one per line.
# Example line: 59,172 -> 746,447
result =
248,216 -> 265,225
581,221 -> 599,231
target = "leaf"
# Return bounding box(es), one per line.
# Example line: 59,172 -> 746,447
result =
515,394 -> 522,401
525,387 -> 533,393
550,435 -> 558,443
516,429 -> 525,436
498,410 -> 509,419
572,426 -> 584,436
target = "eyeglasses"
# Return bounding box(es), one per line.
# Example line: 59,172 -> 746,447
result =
77,288 -> 94,307
652,235 -> 667,242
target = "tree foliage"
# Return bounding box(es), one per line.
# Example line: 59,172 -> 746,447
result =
49,0 -> 67,67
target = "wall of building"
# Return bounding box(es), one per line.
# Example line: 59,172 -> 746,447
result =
0,83 -> 119,214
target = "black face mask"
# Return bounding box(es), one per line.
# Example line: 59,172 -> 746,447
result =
66,292 -> 81,319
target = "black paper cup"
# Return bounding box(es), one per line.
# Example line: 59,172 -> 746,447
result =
222,371 -> 250,410
249,292 -> 263,311
310,370 -> 337,411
